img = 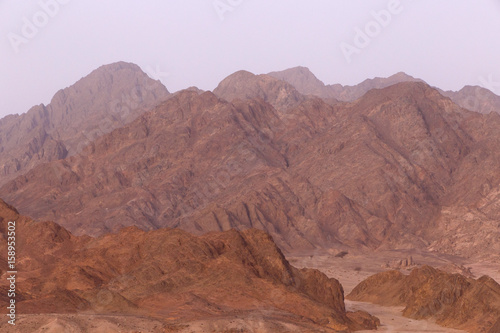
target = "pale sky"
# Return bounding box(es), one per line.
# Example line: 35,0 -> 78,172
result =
1,0 -> 499,118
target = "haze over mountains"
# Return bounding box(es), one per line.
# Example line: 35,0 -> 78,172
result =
1,62 -> 500,332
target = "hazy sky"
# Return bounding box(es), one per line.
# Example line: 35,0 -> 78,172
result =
1,0 -> 499,118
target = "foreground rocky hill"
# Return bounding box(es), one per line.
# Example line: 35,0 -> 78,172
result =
0,62 -> 170,187
0,199 -> 378,332
347,265 -> 500,332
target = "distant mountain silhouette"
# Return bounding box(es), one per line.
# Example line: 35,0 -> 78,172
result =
269,66 -> 500,115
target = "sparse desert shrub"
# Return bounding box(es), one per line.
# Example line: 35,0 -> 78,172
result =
335,251 -> 349,258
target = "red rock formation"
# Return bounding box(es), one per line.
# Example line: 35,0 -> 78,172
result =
347,265 -> 500,332
0,199 -> 378,331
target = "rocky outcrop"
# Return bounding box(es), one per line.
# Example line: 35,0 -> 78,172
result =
0,199 -> 378,331
347,266 -> 500,332
383,256 -> 418,270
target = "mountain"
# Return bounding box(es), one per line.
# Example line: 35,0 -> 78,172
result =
0,62 -> 170,187
332,72 -> 423,101
0,199 -> 379,332
268,66 -> 338,99
268,67 -> 422,101
440,85 -> 500,114
347,265 -> 500,332
213,70 -> 306,110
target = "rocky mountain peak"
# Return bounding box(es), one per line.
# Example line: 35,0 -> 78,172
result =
0,62 -> 170,187
213,70 -> 306,111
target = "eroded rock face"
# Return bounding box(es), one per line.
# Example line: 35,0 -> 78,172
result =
0,61 -> 170,187
0,199 -> 378,331
347,265 -> 500,332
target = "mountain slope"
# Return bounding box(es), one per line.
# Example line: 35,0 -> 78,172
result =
268,66 -> 338,99
0,62 -> 170,187
269,66 -> 500,115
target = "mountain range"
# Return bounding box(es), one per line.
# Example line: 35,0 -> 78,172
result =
268,66 -> 500,115
2,64 -> 500,260
1,62 -> 500,332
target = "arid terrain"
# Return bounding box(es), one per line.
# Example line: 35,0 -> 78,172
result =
290,250 -> 500,332
1,63 -> 500,332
